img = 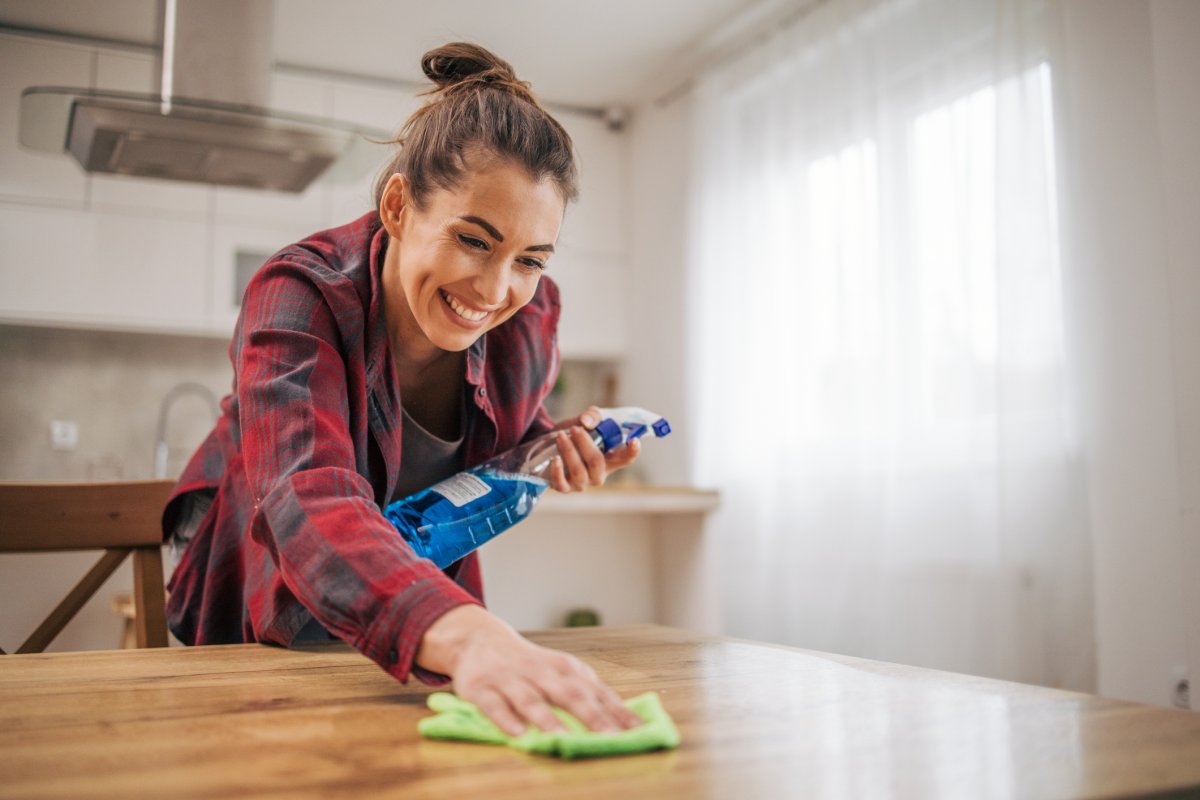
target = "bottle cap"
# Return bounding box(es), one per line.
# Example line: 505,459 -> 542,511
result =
594,418 -> 624,451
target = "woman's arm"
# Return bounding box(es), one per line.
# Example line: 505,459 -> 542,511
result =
236,257 -> 481,679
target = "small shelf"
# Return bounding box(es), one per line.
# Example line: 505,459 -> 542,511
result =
535,486 -> 719,515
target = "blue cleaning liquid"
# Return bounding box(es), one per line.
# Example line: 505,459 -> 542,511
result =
384,406 -> 671,569
385,469 -> 551,569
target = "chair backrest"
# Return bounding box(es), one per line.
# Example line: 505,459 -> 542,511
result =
0,480 -> 176,654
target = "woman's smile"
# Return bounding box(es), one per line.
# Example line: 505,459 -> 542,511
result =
440,289 -> 491,325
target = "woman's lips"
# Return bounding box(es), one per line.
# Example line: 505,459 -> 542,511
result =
440,290 -> 490,327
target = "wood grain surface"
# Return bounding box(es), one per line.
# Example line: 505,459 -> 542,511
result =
2,624 -> 1199,799
0,480 -> 175,551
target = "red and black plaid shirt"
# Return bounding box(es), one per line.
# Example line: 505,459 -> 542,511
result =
164,211 -> 560,684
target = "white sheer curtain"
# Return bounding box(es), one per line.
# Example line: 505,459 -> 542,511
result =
688,0 -> 1094,689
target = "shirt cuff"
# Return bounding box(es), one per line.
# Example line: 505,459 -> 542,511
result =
356,566 -> 483,684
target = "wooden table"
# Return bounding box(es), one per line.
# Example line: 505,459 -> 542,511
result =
2,625 -> 1199,799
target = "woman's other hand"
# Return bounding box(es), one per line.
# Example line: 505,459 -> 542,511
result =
547,406 -> 639,493
416,605 -> 642,735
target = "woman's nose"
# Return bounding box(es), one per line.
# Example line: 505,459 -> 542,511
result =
474,262 -> 510,305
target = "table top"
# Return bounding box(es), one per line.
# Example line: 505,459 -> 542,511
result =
2,624 -> 1199,799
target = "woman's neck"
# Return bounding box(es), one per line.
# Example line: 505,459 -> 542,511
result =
381,239 -> 467,438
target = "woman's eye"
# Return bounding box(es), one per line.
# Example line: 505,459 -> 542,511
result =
459,234 -> 488,251
518,258 -> 545,271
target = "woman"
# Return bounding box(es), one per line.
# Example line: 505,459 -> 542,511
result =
164,42 -> 642,736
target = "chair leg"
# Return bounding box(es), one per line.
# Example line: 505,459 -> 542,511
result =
17,549 -> 128,654
132,546 -> 168,648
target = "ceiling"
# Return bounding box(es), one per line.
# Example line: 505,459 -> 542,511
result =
0,0 -> 782,109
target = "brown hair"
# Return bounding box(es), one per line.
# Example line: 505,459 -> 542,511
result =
373,42 -> 578,209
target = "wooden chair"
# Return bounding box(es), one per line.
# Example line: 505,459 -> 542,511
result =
0,480 -> 175,654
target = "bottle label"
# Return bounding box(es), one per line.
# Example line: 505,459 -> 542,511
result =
430,472 -> 493,508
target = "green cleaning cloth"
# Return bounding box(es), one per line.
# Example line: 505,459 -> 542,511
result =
418,691 -> 681,759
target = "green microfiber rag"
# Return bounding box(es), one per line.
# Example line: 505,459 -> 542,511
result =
418,691 -> 681,759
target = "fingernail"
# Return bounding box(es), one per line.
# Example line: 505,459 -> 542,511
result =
582,412 -> 598,427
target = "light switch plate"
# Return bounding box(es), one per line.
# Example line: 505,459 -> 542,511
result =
50,420 -> 79,451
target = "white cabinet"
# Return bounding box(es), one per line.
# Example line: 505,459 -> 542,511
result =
0,204 -> 208,333
554,113 -> 630,359
0,40 -> 208,334
0,35 -> 91,205
550,245 -> 628,359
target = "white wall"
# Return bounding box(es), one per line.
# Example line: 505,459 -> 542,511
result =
1054,0 -> 1199,708
622,95 -> 724,635
623,95 -> 697,488
1149,0 -> 1200,711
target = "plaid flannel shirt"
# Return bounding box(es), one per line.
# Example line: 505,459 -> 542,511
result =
163,211 -> 560,684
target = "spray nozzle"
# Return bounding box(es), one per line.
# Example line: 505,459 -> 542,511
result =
593,407 -> 671,450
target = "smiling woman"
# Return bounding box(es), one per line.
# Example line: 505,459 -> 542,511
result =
161,42 -> 642,740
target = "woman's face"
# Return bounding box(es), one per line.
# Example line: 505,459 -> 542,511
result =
382,156 -> 564,355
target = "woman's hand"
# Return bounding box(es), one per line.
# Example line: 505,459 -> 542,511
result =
546,406 -> 640,493
416,605 -> 642,735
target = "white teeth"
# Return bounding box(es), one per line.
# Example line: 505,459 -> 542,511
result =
443,291 -> 488,322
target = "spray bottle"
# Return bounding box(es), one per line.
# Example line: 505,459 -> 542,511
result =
384,407 -> 671,569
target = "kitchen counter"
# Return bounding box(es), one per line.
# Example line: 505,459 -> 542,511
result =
3,624 -> 1199,798
535,485 -> 719,514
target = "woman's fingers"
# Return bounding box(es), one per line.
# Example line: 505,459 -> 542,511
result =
546,453 -> 571,493
542,681 -> 621,733
604,436 -> 640,470
555,429 -> 604,491
569,427 -> 607,483
549,408 -> 651,494
555,431 -> 588,491
472,687 -> 527,737
599,684 -> 644,729
507,680 -> 568,734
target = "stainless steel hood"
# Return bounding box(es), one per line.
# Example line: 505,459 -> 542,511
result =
18,0 -> 384,193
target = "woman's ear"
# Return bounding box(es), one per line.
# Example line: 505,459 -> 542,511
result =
379,173 -> 410,238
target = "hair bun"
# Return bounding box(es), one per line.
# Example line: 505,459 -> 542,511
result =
421,42 -> 519,90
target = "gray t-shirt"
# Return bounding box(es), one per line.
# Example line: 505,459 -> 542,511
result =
390,403 -> 466,502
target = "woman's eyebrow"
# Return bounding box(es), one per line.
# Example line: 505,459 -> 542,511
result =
459,215 -> 504,241
460,215 -> 555,253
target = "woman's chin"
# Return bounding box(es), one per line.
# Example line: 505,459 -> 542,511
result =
426,327 -> 483,352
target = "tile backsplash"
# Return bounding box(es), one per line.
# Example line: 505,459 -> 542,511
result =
0,324 -> 232,481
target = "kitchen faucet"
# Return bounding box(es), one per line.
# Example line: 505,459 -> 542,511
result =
153,382 -> 219,479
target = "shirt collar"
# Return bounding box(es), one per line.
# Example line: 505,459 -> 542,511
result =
465,335 -> 487,389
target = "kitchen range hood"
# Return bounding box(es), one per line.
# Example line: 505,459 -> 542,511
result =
18,0 -> 385,193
